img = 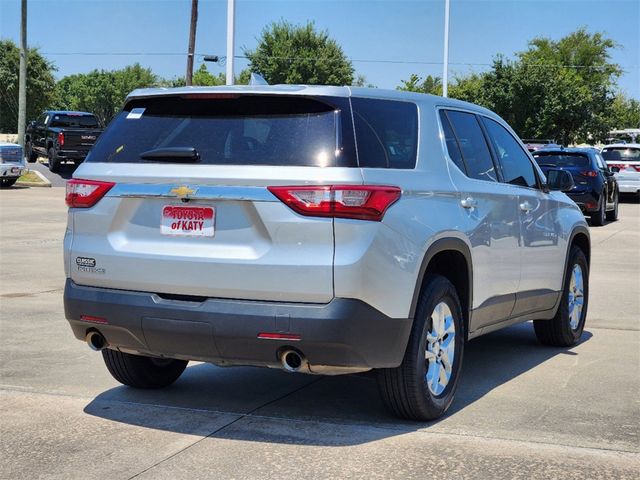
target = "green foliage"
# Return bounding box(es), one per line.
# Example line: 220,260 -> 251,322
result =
0,39 -> 56,133
244,20 -> 354,85
397,74 -> 442,95
54,63 -> 156,124
610,94 -> 640,128
192,64 -> 225,86
398,28 -> 624,144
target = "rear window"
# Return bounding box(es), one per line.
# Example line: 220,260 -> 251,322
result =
87,95 -> 357,167
601,147 -> 640,162
50,114 -> 99,128
352,98 -> 418,169
533,153 -> 591,168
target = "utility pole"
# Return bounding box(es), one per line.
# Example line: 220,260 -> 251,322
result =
442,0 -> 450,97
17,0 -> 27,148
226,0 -> 235,85
185,0 -> 198,86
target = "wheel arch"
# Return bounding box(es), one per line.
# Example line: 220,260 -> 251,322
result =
569,225 -> 590,266
410,238 -> 472,340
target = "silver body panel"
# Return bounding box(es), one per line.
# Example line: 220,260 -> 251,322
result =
67,85 -> 588,336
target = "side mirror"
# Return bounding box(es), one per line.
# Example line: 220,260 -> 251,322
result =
610,166 -> 620,173
546,169 -> 575,192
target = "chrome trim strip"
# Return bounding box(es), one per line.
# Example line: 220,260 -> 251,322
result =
107,184 -> 275,202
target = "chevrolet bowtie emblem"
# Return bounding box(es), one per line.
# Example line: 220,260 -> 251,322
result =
170,186 -> 196,198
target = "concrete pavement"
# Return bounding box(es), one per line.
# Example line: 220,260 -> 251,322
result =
1,187 -> 638,479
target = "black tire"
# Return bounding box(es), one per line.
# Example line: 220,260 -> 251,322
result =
26,142 -> 38,163
0,178 -> 18,188
606,191 -> 619,221
47,147 -> 60,173
102,349 -> 188,389
377,274 -> 465,421
590,194 -> 606,226
534,246 -> 589,347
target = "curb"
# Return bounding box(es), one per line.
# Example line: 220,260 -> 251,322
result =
16,169 -> 52,188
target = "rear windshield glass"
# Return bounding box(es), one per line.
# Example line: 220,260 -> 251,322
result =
352,98 -> 418,169
601,147 -> 640,162
87,95 -> 357,167
50,114 -> 99,128
533,153 -> 590,168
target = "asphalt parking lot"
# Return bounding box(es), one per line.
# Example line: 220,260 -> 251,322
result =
1,186 -> 638,479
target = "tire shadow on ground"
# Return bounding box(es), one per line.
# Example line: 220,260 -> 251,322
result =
83,323 -> 592,446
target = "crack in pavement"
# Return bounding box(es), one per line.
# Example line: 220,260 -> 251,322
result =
126,376 -> 325,479
0,288 -> 63,298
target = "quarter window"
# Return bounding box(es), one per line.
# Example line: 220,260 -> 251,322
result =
482,118 -> 538,188
444,110 -> 497,182
439,112 -> 466,173
352,98 -> 418,169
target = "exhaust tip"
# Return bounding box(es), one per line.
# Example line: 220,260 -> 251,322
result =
280,349 -> 306,373
86,331 -> 107,351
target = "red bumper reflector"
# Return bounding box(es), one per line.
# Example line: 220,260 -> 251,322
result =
80,315 -> 109,324
257,332 -> 301,341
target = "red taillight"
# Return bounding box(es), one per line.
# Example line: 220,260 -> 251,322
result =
66,179 -> 115,208
580,170 -> 598,177
268,185 -> 401,221
57,132 -> 65,146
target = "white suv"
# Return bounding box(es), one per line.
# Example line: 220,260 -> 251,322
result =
63,86 -> 590,420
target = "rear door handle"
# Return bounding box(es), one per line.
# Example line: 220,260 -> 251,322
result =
519,201 -> 533,213
460,197 -> 477,209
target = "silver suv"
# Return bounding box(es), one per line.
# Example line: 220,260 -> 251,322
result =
63,86 -> 590,420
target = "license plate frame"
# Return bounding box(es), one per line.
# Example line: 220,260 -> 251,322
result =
160,205 -> 215,237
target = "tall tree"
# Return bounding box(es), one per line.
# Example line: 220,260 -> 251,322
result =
397,74 -> 442,95
244,20 -> 354,85
54,63 -> 156,125
397,28 -> 623,144
0,40 -> 56,133
192,64 -> 225,86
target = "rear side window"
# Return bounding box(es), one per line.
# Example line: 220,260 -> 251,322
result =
481,117 -> 537,188
444,110 -> 497,182
352,98 -> 418,169
87,95 -> 357,167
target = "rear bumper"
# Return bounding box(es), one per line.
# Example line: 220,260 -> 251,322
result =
617,182 -> 640,194
64,279 -> 412,372
0,164 -> 25,178
57,149 -> 89,161
567,191 -> 599,212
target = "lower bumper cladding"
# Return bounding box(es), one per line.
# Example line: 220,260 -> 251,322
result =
64,279 -> 412,374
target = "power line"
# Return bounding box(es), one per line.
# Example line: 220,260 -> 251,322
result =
40,51 -> 638,70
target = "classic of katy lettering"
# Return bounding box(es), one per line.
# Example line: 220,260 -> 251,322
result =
164,207 -> 207,220
171,220 -> 204,231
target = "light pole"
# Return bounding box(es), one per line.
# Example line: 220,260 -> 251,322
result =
442,0 -> 450,97
17,0 -> 27,148
226,0 -> 236,85
185,0 -> 198,86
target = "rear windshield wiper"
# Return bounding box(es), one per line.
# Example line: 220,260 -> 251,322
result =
139,147 -> 200,163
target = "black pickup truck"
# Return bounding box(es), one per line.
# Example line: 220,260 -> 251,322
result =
25,111 -> 103,172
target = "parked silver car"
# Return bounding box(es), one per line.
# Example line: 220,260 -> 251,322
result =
63,86 -> 590,420
0,142 -> 25,188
